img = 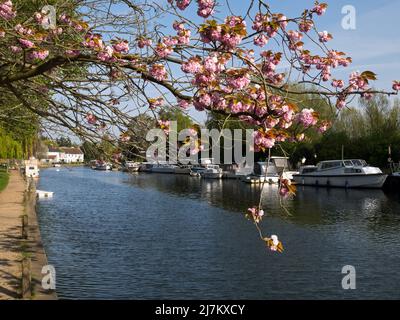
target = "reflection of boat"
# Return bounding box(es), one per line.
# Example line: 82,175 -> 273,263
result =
139,162 -> 154,172
200,165 -> 223,179
293,159 -> 387,188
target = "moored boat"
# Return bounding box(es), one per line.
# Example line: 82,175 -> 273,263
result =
200,165 -> 223,179
150,162 -> 178,173
293,159 -> 387,188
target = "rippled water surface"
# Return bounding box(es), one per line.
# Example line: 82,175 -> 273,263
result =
36,167 -> 400,299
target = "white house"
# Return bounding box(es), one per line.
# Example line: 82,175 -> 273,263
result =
45,147 -> 84,164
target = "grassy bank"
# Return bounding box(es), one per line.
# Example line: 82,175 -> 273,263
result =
0,169 -> 9,192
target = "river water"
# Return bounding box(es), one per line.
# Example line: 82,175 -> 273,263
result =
36,167 -> 400,299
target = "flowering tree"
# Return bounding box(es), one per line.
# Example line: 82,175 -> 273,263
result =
1,0 -> 399,252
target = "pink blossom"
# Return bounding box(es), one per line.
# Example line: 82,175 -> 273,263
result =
392,81 -> 400,91
18,38 -> 35,49
297,108 -> 317,127
154,42 -> 173,58
178,99 -> 190,109
312,3 -> 328,16
299,20 -> 313,33
158,120 -> 171,135
149,97 -> 164,109
10,45 -> 22,53
97,46 -> 114,62
137,37 -> 152,48
28,50 -> 49,61
0,0 -> 16,20
226,72 -> 251,90
254,34 -> 269,47
86,113 -> 97,125
150,64 -> 168,81
175,0 -> 190,10
246,207 -> 264,223
181,56 -> 202,74
253,130 -> 275,151
113,40 -> 129,53
336,97 -> 346,110
332,79 -> 344,88
318,31 -> 332,43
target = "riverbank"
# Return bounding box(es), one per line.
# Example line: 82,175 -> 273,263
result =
0,170 -> 56,300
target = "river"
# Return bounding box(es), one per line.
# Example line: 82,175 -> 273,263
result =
36,167 -> 400,299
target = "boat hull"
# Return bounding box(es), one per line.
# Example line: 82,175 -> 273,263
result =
293,173 -> 387,188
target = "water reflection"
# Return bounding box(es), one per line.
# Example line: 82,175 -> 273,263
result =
36,167 -> 400,299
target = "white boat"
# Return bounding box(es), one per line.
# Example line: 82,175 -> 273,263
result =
150,162 -> 178,173
123,161 -> 140,172
36,190 -> 53,198
293,159 -> 387,188
53,163 -> 61,168
94,161 -> 112,171
199,165 -> 223,179
241,159 -> 285,184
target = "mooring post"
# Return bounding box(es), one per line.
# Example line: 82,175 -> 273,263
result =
22,256 -> 32,299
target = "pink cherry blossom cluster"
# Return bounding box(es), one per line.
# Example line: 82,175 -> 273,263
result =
332,79 -> 344,89
299,19 -> 313,33
200,16 -> 247,49
34,12 -> 50,27
246,207 -> 264,223
28,50 -> 49,61
296,108 -> 318,127
393,81 -> 400,91
197,0 -> 215,18
312,2 -> 328,16
253,34 -> 269,47
86,113 -> 97,125
150,64 -> 168,81
252,13 -> 278,38
172,21 -> 191,44
178,99 -> 190,109
18,38 -> 35,49
260,50 -> 285,84
0,0 -> 16,20
167,0 -> 191,11
97,46 -> 115,62
253,129 -> 276,151
113,40 -> 129,54
149,97 -> 164,109
137,37 -> 152,49
157,120 -> 171,135
58,13 -> 87,33
15,24 -> 34,36
348,71 -> 369,91
318,30 -> 332,43
154,41 -> 173,58
225,69 -> 251,90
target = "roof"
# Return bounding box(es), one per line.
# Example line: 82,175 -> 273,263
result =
60,147 -> 83,155
48,147 -> 63,153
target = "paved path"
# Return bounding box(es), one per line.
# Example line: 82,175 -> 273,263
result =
0,171 -> 25,299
